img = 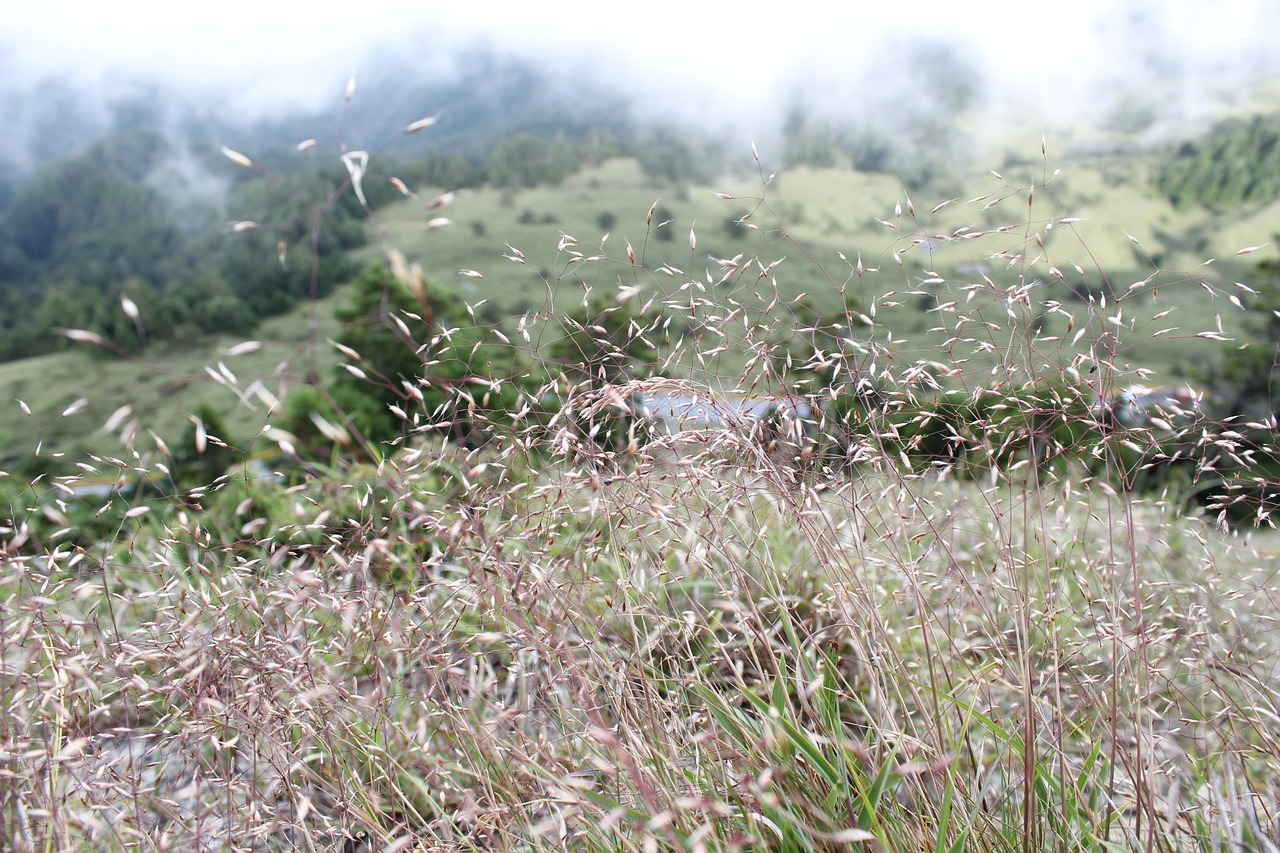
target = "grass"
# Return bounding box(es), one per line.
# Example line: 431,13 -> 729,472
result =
0,148 -> 1267,464
4,138 -> 1280,851
0,288 -> 344,473
6,442 -> 1280,850
368,154 -> 1261,383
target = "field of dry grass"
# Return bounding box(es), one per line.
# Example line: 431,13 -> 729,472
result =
6,431 -> 1280,850
5,141 -> 1280,851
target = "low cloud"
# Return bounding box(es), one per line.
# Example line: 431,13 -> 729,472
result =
4,0 -> 1280,172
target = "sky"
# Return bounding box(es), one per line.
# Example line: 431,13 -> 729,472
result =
5,0 -> 1280,143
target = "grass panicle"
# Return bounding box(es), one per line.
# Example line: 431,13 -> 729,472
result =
3,92 -> 1280,852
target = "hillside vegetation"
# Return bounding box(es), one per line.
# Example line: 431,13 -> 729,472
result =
3,144 -> 1274,472
6,94 -> 1280,851
1154,113 -> 1280,211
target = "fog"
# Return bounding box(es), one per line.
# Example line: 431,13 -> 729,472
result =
5,0 -> 1280,172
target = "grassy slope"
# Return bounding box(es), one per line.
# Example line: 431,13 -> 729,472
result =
0,150 -> 1273,467
370,153 -> 1263,387
6,149 -> 1280,851
7,436 -> 1280,849
0,299 -> 343,473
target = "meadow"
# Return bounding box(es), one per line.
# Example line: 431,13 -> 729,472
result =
1,149 -> 1267,466
3,144 -> 1280,851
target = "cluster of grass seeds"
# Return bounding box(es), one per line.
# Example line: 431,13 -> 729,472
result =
5,90 -> 1280,853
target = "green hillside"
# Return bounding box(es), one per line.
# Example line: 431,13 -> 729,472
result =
4,142 -> 1277,471
8,114 -> 1280,852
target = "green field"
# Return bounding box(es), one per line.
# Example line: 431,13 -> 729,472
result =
0,297 -> 342,474
6,149 -> 1280,851
0,152 -> 1271,472
367,153 -> 1262,361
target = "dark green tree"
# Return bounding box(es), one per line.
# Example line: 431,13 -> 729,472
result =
549,295 -> 663,387
0,130 -> 182,291
294,263 -> 536,457
171,403 -> 240,490
651,206 -> 676,242
487,133 -> 577,188
771,300 -> 865,393
321,264 -> 452,447
631,126 -> 721,184
1203,259 -> 1280,420
782,101 -> 841,169
214,164 -> 365,316
1155,114 -> 1280,210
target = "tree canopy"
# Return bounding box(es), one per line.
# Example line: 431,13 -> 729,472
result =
286,263 -> 540,459
1154,114 -> 1280,209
